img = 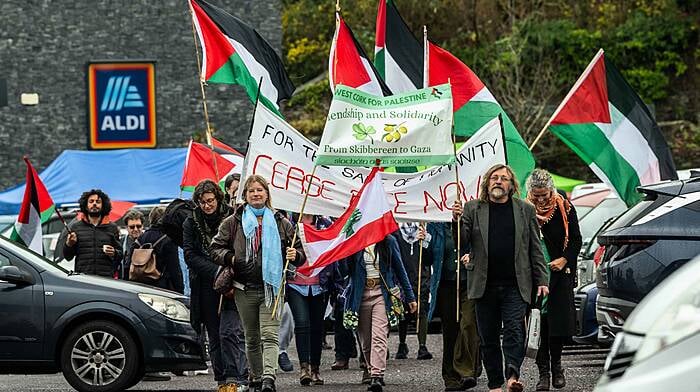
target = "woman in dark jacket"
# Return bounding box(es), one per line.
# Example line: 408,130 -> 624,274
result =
342,234 -> 417,392
183,180 -> 247,391
526,169 -> 582,391
210,174 -> 306,392
133,206 -> 183,293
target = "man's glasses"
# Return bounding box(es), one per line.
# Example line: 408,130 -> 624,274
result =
199,197 -> 217,206
489,175 -> 512,182
128,225 -> 142,229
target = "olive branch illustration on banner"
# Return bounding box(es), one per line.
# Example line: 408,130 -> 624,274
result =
382,122 -> 408,142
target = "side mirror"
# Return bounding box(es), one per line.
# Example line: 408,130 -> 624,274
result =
0,265 -> 35,285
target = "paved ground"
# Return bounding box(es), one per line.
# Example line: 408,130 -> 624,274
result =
0,334 -> 605,392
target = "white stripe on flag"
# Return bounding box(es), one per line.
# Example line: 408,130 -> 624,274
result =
384,50 -> 417,93
227,37 -> 279,107
359,57 -> 384,96
595,103 -> 661,186
471,86 -> 498,104
15,207 -> 43,254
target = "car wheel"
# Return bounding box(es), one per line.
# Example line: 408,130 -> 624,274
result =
60,320 -> 139,392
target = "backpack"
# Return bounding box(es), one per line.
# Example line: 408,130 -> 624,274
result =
129,234 -> 168,282
160,199 -> 195,247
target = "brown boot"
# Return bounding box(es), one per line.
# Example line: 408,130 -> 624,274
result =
311,365 -> 324,385
299,362 -> 312,386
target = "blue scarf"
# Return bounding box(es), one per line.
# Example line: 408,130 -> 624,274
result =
242,204 -> 283,308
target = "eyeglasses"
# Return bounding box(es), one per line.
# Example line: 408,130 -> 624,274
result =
489,175 -> 512,182
199,197 -> 217,206
128,224 -> 142,229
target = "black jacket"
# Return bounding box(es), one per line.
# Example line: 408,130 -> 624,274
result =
135,225 -> 184,294
182,205 -> 232,332
62,216 -> 122,277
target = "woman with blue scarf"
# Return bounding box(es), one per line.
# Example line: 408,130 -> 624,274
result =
211,175 -> 306,392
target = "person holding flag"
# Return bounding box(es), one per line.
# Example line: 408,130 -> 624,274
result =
210,174 -> 305,392
295,168 -> 416,392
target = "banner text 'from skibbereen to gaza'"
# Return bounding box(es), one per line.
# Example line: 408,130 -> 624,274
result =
317,83 -> 454,167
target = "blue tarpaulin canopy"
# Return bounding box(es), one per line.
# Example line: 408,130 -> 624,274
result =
0,148 -> 188,215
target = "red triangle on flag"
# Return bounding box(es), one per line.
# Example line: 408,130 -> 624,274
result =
551,51 -> 611,125
189,0 -> 236,81
180,141 -> 237,190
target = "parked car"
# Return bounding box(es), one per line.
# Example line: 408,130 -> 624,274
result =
573,217 -> 618,346
595,175 -> 700,344
571,183 -> 611,219
0,236 -> 206,392
578,193 -> 627,251
595,253 -> 700,391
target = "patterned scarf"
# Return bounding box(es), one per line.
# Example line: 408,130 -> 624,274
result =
399,222 -> 419,256
242,204 -> 283,310
528,191 -> 571,250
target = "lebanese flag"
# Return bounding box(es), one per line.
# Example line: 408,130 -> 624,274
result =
374,0 -> 422,94
548,49 -> 677,206
297,167 -> 398,276
180,140 -> 241,192
10,158 -> 55,255
426,41 -> 534,187
189,0 -> 295,114
329,12 -> 392,96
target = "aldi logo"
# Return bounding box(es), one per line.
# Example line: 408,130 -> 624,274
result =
88,62 -> 156,149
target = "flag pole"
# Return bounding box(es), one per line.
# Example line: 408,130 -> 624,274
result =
529,48 -> 605,151
188,3 -> 219,181
447,76 -> 462,322
270,164 -> 319,319
416,222 -> 425,340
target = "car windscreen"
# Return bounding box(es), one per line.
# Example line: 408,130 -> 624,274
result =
605,199 -> 655,231
0,237 -> 69,275
578,197 -> 628,240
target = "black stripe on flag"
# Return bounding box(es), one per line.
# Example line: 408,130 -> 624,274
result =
386,0 -> 423,89
195,0 -> 295,102
342,12 -> 393,97
605,58 -> 677,180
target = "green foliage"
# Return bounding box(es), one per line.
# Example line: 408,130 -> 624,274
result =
281,0 -> 700,175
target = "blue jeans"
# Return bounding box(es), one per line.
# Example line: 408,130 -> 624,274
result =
287,289 -> 325,366
475,285 -> 528,389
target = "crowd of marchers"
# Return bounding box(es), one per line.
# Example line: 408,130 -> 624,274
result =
61,164 -> 580,392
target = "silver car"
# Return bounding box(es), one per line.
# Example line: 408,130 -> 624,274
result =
595,253 -> 700,391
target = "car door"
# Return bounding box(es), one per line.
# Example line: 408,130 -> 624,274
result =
0,249 -> 45,360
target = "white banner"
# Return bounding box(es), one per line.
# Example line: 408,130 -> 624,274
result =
241,103 -> 505,222
317,83 -> 454,167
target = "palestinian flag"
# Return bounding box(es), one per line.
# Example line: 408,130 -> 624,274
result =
10,158 -> 55,255
548,49 -> 677,206
180,140 -> 242,192
297,167 -> 398,277
374,0 -> 422,94
329,12 -> 392,96
426,41 -> 535,187
189,0 -> 295,114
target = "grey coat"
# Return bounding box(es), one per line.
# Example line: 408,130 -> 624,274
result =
455,197 -> 548,304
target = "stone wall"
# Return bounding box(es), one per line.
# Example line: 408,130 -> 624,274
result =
0,0 -> 282,190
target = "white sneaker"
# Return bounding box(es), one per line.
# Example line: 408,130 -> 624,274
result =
194,368 -> 210,375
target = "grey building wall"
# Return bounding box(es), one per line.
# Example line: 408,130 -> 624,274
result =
0,0 -> 282,190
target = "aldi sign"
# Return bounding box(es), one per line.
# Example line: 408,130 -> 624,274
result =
87,62 -> 156,149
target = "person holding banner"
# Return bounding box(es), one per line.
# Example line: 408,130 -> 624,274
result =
394,222 -> 432,361
341,235 -> 417,392
210,175 -> 306,392
452,164 -> 548,392
420,222 -> 480,391
525,169 -> 581,391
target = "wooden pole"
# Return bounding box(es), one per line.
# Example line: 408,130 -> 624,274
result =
270,165 -> 319,319
416,222 -> 425,338
188,4 -> 218,180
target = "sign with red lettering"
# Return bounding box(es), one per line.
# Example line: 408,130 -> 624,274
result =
240,103 -> 505,222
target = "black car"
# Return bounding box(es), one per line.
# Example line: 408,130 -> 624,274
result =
0,236 -> 205,392
595,175 -> 700,344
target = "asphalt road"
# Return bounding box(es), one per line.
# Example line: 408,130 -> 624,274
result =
0,334 -> 606,392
